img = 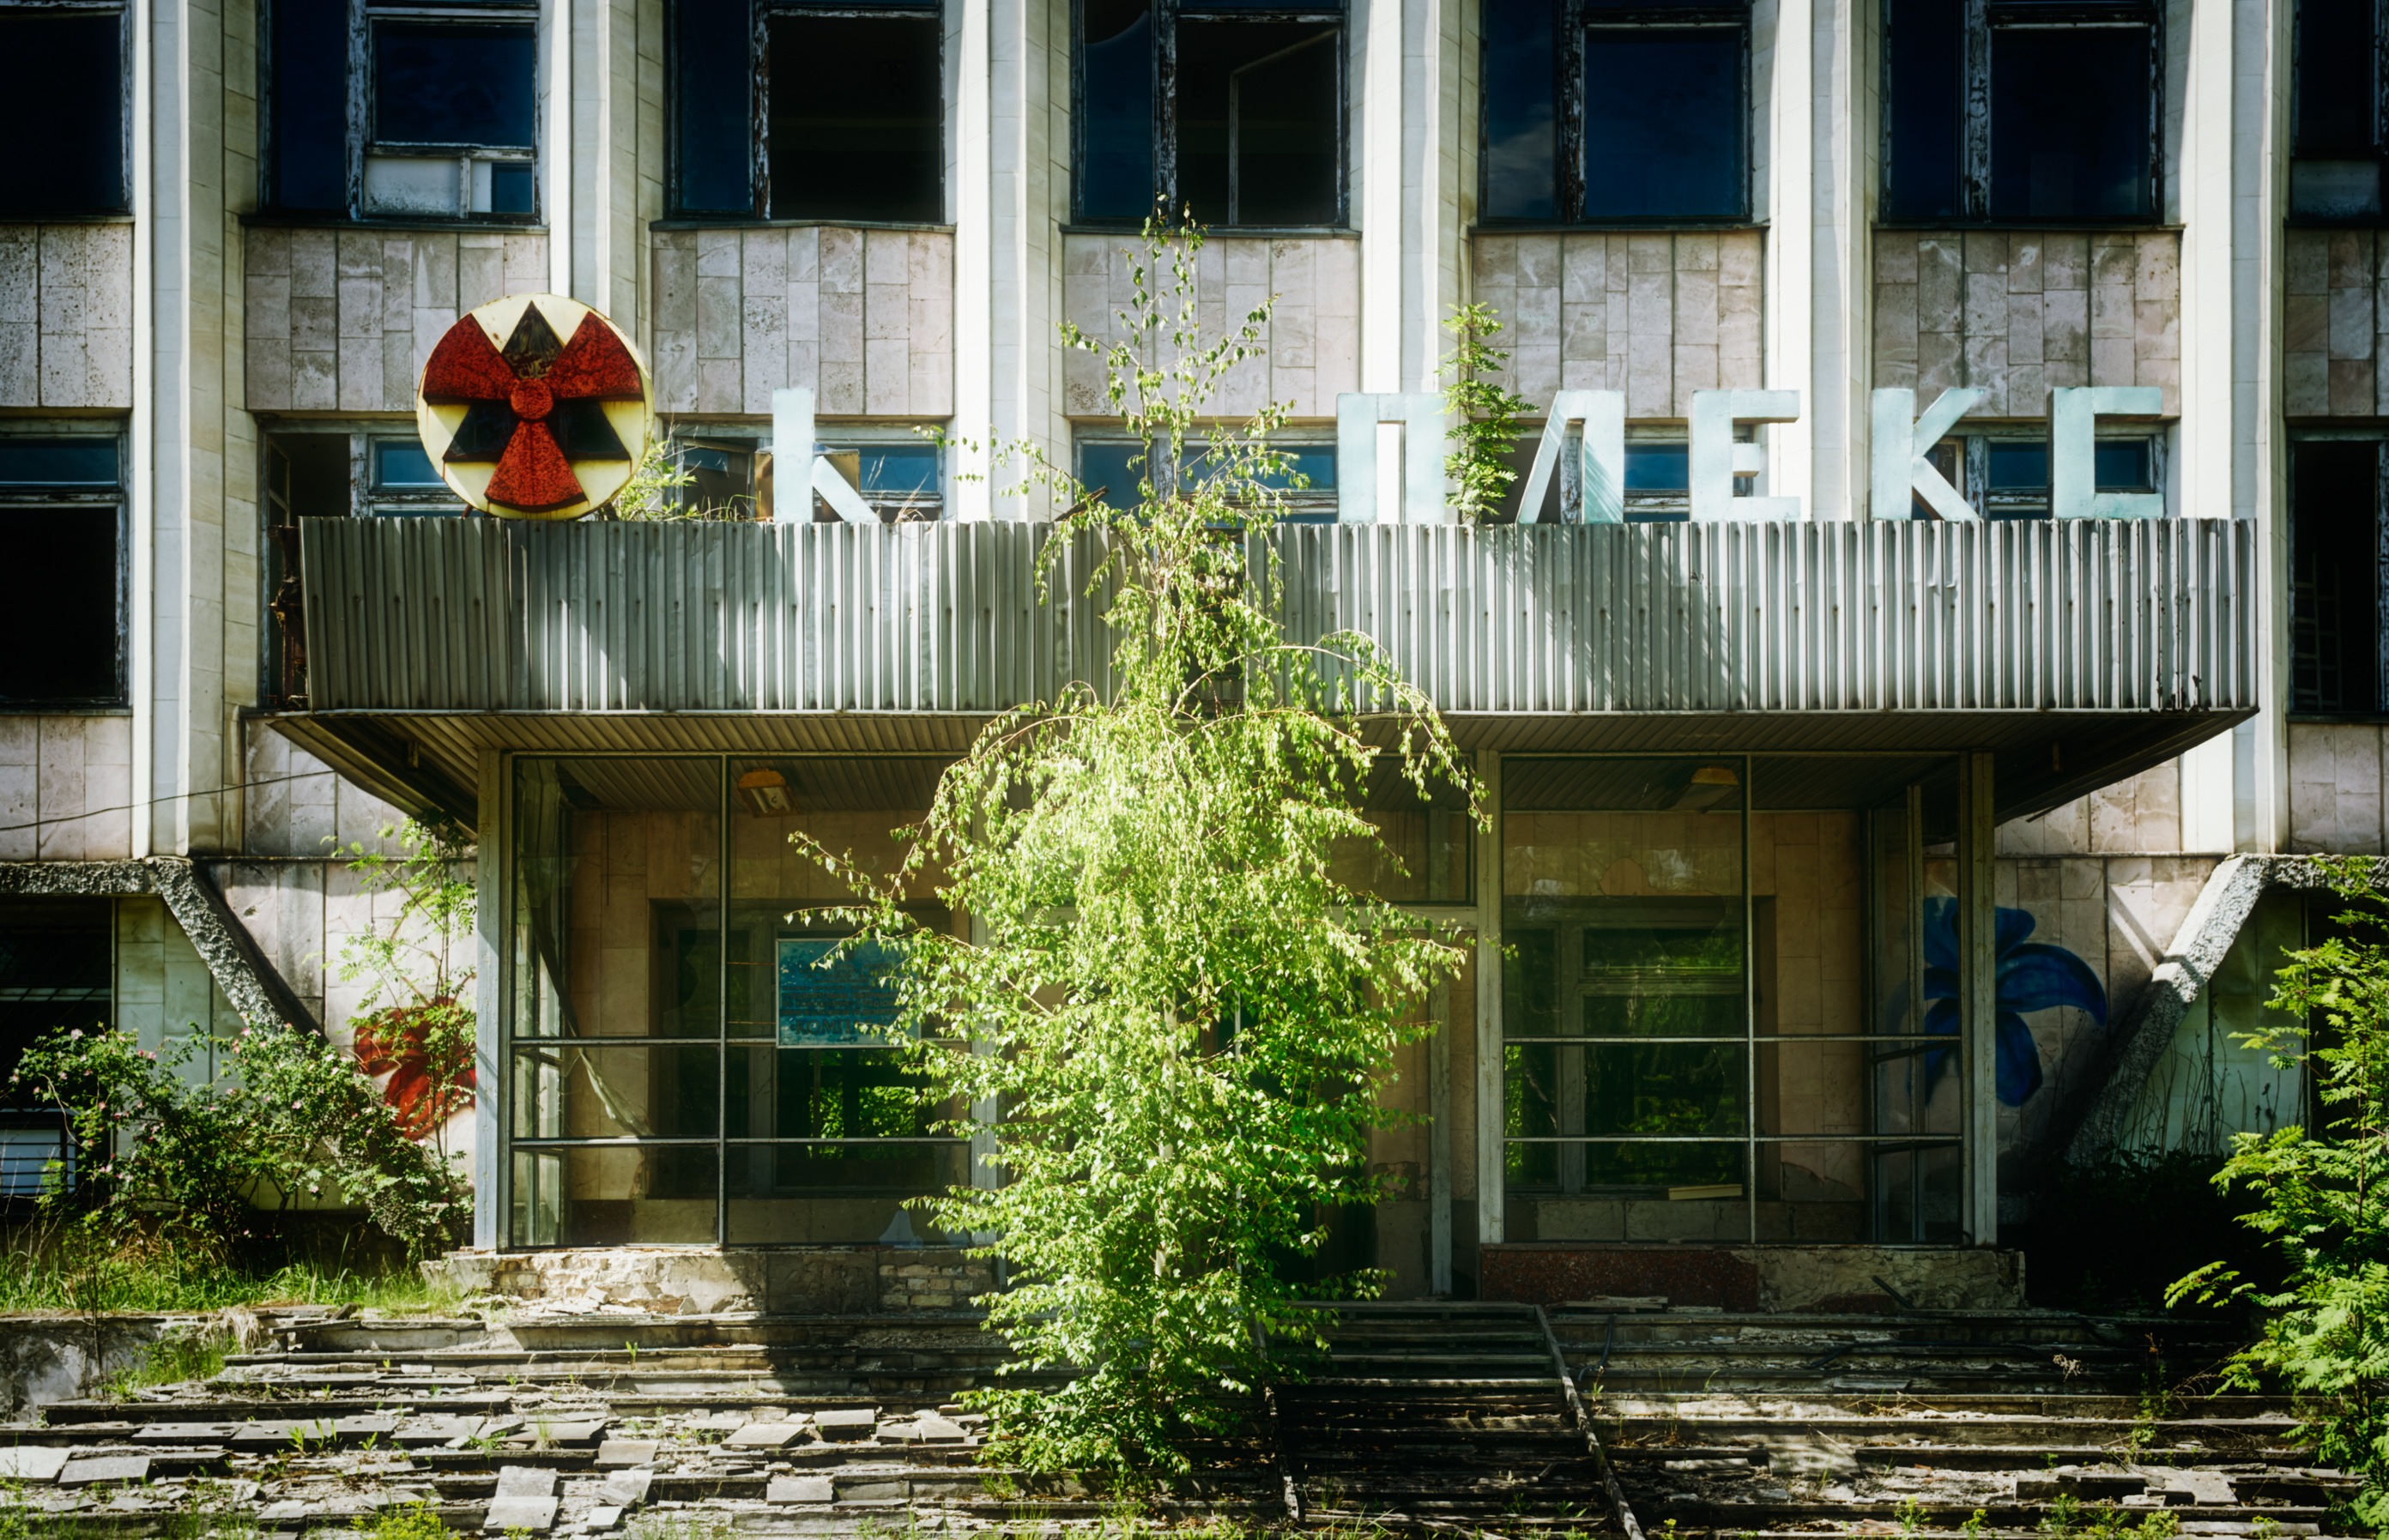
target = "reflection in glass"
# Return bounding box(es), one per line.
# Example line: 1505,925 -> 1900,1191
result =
1987,25 -> 2153,220
1582,28 -> 1745,218
1079,0 -> 1157,218
1483,0 -> 1557,219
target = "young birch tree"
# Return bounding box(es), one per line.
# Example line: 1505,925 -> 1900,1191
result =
797,220 -> 1481,1474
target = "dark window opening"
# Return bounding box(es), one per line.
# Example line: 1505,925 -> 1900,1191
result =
1884,0 -> 2158,224
1074,0 -> 1346,227
2289,439 -> 2386,716
0,437 -> 124,710
2291,0 -> 2387,220
1075,437 -> 1337,516
766,15 -> 943,221
0,11 -> 127,217
1896,432 -> 2162,519
0,900 -> 110,1199
671,435 -> 944,522
1482,0 -> 1751,224
669,0 -> 946,223
264,1 -> 539,220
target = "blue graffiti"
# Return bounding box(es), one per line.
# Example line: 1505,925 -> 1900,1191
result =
1904,898 -> 2108,1107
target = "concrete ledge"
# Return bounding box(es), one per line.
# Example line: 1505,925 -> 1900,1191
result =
430,1247 -> 993,1316
1479,1243 -> 2025,1313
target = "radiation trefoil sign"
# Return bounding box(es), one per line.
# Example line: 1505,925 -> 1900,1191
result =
414,293 -> 655,519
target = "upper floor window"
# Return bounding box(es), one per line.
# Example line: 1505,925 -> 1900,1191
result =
1482,0 -> 1751,223
672,0 -> 944,222
1075,435 -> 1339,519
2291,0 -> 2386,220
1895,430 -> 2162,518
0,3 -> 127,217
2288,438 -> 2385,716
0,429 -> 124,709
1884,0 -> 2159,224
266,0 -> 539,221
1075,0 -> 1346,228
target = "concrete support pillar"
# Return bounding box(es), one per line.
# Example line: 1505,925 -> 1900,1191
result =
1473,750 -> 1503,1247
952,0 -> 995,520
475,749 -> 505,1252
1957,751 -> 1997,1244
1765,0 -> 1814,514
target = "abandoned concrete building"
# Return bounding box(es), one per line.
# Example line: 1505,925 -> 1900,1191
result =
0,0 -> 2374,1320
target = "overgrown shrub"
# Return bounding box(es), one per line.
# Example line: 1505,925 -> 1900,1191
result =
1440,302 -> 1535,523
2170,855 -> 2389,1529
803,220 -> 1478,1474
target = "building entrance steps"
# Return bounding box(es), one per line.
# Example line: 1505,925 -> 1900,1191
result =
0,1302 -> 2368,1537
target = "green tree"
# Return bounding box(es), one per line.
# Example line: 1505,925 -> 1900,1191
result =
2170,855 -> 2389,1529
798,220 -> 1481,1474
1441,301 -> 1536,522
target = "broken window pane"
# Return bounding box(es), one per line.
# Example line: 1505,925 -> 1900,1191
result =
1884,0 -> 1963,219
1987,23 -> 2154,219
0,13 -> 125,216
270,0 -> 348,211
2289,440 -> 2384,714
1176,19 -> 1340,225
1079,0 -> 1158,219
0,441 -> 118,486
674,0 -> 753,214
373,441 -> 445,490
1581,24 -> 1745,217
766,15 -> 942,222
1483,0 -> 1557,219
373,22 -> 538,148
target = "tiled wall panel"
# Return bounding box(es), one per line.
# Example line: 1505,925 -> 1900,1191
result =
244,227 -> 550,414
650,227 -> 955,418
2288,721 -> 2389,854
2283,229 -> 2389,418
1872,231 -> 2180,417
1061,233 -> 1361,420
1468,231 -> 1765,416
0,224 -> 135,409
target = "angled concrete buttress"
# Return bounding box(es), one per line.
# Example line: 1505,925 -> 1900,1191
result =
0,859 -> 318,1035
2059,855 -> 2342,1168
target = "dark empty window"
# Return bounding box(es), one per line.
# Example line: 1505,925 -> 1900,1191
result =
1076,437 -> 1337,516
2289,440 -> 2386,716
0,435 -> 124,709
0,9 -> 126,216
671,0 -> 945,222
265,0 -> 538,220
1075,0 -> 1345,226
0,900 -> 111,1199
1884,0 -> 2158,223
2291,0 -> 2386,220
1482,0 -> 1750,223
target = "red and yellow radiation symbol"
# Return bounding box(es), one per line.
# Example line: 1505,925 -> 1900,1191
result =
414,293 -> 654,520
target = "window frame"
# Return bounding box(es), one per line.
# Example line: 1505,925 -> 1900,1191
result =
1072,430 -> 1340,519
664,0 -> 950,225
261,0 -> 543,224
1892,427 -> 2167,519
1070,0 -> 1352,232
0,423 -> 128,713
2288,0 -> 2389,225
1878,0 -> 2165,228
0,0 -> 132,219
665,426 -> 948,522
1476,0 -> 1757,229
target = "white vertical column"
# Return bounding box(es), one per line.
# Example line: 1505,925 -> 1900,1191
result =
952,0 -> 995,519
1766,0 -> 1815,512
1400,0 -> 1458,391
2238,0 -> 2289,852
129,0 -> 154,857
475,750 -> 505,1251
1359,0 -> 1404,395
1809,0 -> 1867,517
547,0 -> 572,299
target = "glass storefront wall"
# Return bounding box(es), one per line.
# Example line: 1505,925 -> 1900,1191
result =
507,756 -> 965,1247
1501,756 -> 1963,1246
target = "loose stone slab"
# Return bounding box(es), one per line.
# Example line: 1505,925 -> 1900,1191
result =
0,1446 -> 70,1483
57,1455 -> 150,1487
593,1440 -> 657,1468
724,1422 -> 807,1449
257,1501 -> 309,1523
515,1417 -> 606,1446
884,1415 -> 969,1444
768,1475 -> 834,1504
485,1495 -> 560,1532
587,1506 -> 625,1531
131,1422 -> 240,1445
497,1466 -> 560,1498
815,1409 -> 877,1441
596,1470 -> 650,1506
2161,1471 -> 2238,1506
232,1419 -> 339,1451
396,1416 -> 480,1446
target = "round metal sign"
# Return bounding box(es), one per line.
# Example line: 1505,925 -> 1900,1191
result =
414,293 -> 654,520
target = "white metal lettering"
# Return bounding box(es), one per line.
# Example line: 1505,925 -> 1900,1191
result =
1870,387 -> 1984,521
1515,390 -> 1625,523
1690,389 -> 1801,521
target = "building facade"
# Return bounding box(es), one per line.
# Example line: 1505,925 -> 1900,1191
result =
0,0 -> 2371,1301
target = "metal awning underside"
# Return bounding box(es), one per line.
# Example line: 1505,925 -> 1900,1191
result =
289,517 -> 2258,828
